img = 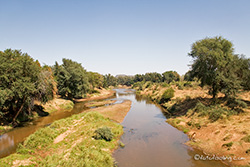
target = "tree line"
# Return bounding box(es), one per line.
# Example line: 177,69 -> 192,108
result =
1,36 -> 250,125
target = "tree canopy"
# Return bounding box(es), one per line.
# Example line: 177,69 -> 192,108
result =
0,49 -> 55,123
162,71 -> 180,83
54,59 -> 89,99
189,36 -> 242,98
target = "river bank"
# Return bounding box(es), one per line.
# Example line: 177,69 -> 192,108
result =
0,89 -> 115,136
134,82 -> 250,166
0,96 -> 132,166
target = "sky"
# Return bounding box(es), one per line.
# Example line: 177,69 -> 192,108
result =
1,0 -> 250,76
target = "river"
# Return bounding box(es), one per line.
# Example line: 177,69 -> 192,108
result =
0,88 -> 227,166
113,89 -> 227,167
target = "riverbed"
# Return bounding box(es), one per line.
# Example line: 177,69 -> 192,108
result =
0,89 -> 227,166
113,89 -> 227,167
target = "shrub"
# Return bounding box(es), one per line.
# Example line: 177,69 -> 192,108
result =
177,83 -> 184,90
160,88 -> 174,103
222,142 -> 233,150
161,83 -> 168,87
227,98 -> 247,110
184,82 -> 193,87
93,127 -> 113,141
246,148 -> 250,154
241,135 -> 250,143
143,81 -> 152,89
89,89 -> 100,94
183,129 -> 189,133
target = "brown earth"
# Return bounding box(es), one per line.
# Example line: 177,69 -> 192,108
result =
85,100 -> 132,123
84,100 -> 116,108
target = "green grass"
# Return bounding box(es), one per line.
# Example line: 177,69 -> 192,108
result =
0,112 -> 123,167
0,126 -> 13,135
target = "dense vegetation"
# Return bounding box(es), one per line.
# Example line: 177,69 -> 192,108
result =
188,36 -> 250,99
0,49 -> 56,125
1,36 -> 250,126
0,50 -> 112,125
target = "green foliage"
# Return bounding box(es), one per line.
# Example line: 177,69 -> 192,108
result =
222,142 -> 233,149
162,71 -> 180,83
134,74 -> 144,82
1,112 -> 123,167
241,135 -> 250,143
189,36 -> 242,98
103,74 -> 117,88
93,127 -> 114,141
87,72 -> 104,89
160,88 -> 175,103
116,75 -> 134,86
226,98 -> 247,110
192,102 -> 236,122
0,49 -> 55,123
183,129 -> 189,133
184,70 -> 195,81
142,81 -> 153,89
23,126 -> 59,149
161,82 -> 168,87
144,72 -> 162,83
119,141 -> 125,148
54,59 -> 89,99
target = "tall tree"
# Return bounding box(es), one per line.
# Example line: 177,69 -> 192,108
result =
103,74 -> 117,88
162,71 -> 180,83
189,36 -> 241,98
87,72 -> 104,89
55,59 -> 89,99
0,49 -> 55,123
144,72 -> 162,83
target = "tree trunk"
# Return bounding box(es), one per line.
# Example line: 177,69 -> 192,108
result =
12,99 -> 25,124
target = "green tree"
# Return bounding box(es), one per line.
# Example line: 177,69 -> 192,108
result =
116,75 -> 134,86
162,71 -> 180,83
87,72 -> 104,89
134,74 -> 144,82
0,49 -> 55,123
144,72 -> 162,83
233,55 -> 250,90
189,36 -> 241,98
103,74 -> 117,88
184,70 -> 195,81
55,59 -> 89,99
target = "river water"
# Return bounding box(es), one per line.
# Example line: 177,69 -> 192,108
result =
113,89 -> 227,167
0,89 -> 227,166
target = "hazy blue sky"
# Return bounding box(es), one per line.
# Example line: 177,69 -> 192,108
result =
1,0 -> 250,75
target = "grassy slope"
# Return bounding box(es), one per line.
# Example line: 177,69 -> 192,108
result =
0,112 -> 123,167
0,97 -> 132,167
135,81 -> 250,166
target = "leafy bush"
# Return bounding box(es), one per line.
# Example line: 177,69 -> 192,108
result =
222,142 -> 233,150
193,102 -> 236,122
93,127 -> 114,141
241,135 -> 250,143
184,81 -> 193,87
89,89 -> 100,94
161,83 -> 168,87
227,98 -> 247,111
160,88 -> 174,103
